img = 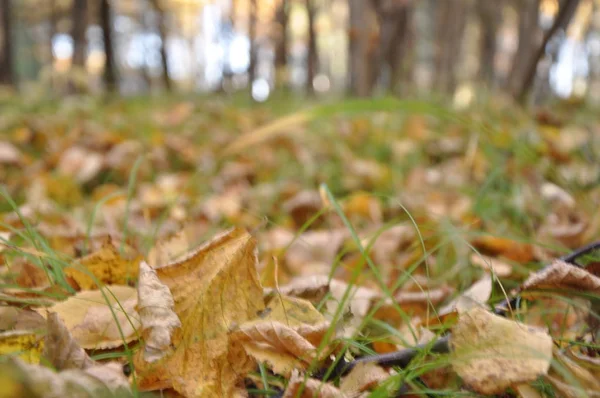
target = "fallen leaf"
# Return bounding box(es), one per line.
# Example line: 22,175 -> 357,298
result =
283,190 -> 324,228
44,312 -> 95,370
65,238 -> 141,290
0,356 -> 132,398
134,228 -> 264,397
440,274 -> 492,314
231,295 -> 330,375
57,146 -> 104,184
472,235 -> 534,263
46,285 -> 140,349
470,253 -> 512,277
0,141 -> 22,164
450,306 -> 553,394
521,260 -> 600,295
0,330 -> 44,364
137,261 -> 181,362
284,229 -> 348,275
339,362 -> 389,396
282,369 -> 347,398
147,228 -> 195,269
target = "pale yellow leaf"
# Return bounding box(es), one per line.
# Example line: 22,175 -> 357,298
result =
45,285 -> 140,349
450,307 -> 553,394
340,362 -> 389,396
44,312 -> 95,370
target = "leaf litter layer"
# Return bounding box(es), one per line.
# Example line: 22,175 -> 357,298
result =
0,96 -> 599,397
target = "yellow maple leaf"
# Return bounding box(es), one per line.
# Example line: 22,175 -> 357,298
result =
65,238 -> 141,290
134,228 -> 264,397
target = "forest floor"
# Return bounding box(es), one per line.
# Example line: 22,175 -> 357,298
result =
0,94 -> 599,397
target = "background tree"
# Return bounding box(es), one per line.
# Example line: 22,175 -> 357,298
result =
150,0 -> 171,91
515,0 -> 581,101
0,0 -> 15,87
305,0 -> 317,94
248,0 -> 257,90
507,0 -> 541,98
433,0 -> 468,95
476,0 -> 502,87
372,0 -> 414,94
274,0 -> 289,89
100,0 -> 118,92
70,0 -> 87,70
348,0 -> 377,96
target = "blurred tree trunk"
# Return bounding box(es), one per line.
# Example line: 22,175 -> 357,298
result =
70,0 -> 87,69
477,0 -> 501,87
507,0 -> 540,97
150,0 -> 171,91
433,0 -> 468,95
274,0 -> 289,88
515,0 -> 581,101
100,0 -> 118,92
49,0 -> 57,62
305,0 -> 318,94
372,0 -> 413,94
0,0 -> 15,87
249,0 -> 257,89
348,0 -> 376,96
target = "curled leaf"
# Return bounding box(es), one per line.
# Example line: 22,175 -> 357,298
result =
137,261 -> 181,362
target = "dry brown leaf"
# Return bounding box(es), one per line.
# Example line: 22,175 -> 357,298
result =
469,253 -> 512,277
65,238 -> 141,290
134,228 -> 264,397
450,307 -> 553,394
522,260 -> 600,294
0,329 -> 44,364
535,209 -> 587,260
46,285 -> 140,349
284,229 -> 348,275
367,224 -> 414,268
137,261 -> 181,362
44,312 -> 95,370
0,356 -> 132,398
57,146 -> 104,184
231,295 -> 329,375
472,235 -> 534,263
283,190 -> 324,228
282,369 -> 347,398
440,274 -> 492,315
546,347 -> 600,397
339,362 -> 389,396
0,141 -> 22,164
